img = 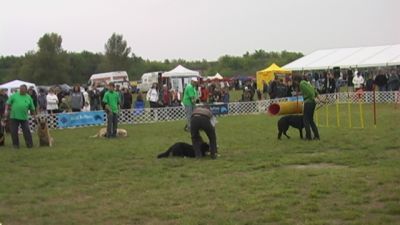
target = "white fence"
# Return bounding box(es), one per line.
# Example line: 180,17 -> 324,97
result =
28,91 -> 400,130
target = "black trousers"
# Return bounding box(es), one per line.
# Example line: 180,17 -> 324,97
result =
107,113 -> 118,137
10,119 -> 33,148
0,117 -> 4,146
149,102 -> 158,108
190,115 -> 217,158
303,101 -> 320,140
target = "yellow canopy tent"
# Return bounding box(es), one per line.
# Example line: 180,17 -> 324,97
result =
256,63 -> 291,91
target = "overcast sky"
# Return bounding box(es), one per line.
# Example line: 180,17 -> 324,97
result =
1,0 -> 399,61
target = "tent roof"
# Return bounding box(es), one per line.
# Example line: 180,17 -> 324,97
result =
0,80 -> 36,88
214,73 -> 223,79
162,65 -> 200,78
206,73 -> 224,80
283,44 -> 400,71
258,63 -> 291,73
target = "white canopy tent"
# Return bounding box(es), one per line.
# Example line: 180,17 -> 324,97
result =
162,65 -> 201,92
283,44 -> 400,71
206,73 -> 224,80
0,80 -> 38,96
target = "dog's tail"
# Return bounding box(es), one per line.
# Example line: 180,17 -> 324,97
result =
157,151 -> 169,158
89,133 -> 101,138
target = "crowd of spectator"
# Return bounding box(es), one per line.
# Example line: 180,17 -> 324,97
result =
0,67 -> 399,118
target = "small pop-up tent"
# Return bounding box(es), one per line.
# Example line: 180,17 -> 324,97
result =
0,80 -> 38,96
162,65 -> 201,92
256,63 -> 291,91
206,72 -> 224,81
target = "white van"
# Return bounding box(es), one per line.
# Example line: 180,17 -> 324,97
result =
88,71 -> 130,90
137,71 -> 161,92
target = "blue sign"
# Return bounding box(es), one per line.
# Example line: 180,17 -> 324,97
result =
287,96 -> 304,102
57,111 -> 105,128
210,103 -> 229,116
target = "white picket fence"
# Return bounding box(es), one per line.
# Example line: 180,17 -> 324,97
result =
28,91 -> 400,130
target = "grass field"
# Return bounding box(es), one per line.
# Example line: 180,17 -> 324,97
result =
0,104 -> 399,225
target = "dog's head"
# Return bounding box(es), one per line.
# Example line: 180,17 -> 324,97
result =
36,116 -> 48,130
200,142 -> 210,155
116,129 -> 128,137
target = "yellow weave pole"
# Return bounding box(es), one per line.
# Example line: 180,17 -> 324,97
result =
359,100 -> 365,128
325,102 -> 329,127
348,100 -> 352,128
336,96 -> 340,127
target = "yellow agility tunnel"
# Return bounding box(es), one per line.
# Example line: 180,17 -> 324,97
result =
268,101 -> 303,115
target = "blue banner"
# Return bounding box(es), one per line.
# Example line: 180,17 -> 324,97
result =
209,103 -> 229,116
287,96 -> 304,102
57,111 -> 105,128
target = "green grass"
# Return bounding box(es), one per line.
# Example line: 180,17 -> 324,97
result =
0,104 -> 399,225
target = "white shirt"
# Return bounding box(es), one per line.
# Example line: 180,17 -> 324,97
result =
46,93 -> 59,110
146,88 -> 158,102
352,75 -> 365,89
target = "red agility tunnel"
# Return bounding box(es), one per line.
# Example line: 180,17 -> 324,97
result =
268,101 -> 303,115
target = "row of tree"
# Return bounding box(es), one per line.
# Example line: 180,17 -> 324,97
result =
0,33 -> 303,85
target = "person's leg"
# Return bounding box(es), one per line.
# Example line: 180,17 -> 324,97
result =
106,113 -> 113,138
308,102 -> 320,139
112,113 -> 118,137
190,116 -> 203,158
303,102 -> 312,140
10,119 -> 20,148
185,105 -> 193,131
21,120 -> 33,148
202,117 -> 217,158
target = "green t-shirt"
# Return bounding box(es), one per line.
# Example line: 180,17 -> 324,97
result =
103,91 -> 120,113
183,83 -> 196,106
6,92 -> 35,120
300,80 -> 318,103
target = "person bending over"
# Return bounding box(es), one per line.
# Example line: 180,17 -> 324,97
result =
190,106 -> 217,159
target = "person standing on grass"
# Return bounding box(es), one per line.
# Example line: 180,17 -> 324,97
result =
0,89 -> 8,146
46,88 -> 59,114
183,78 -> 198,132
103,82 -> 120,138
293,75 -> 322,141
122,88 -> 133,110
3,84 -> 37,149
89,83 -> 102,111
146,83 -> 159,108
71,85 -> 84,112
352,71 -> 365,92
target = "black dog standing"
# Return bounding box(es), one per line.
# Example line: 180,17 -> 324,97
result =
190,107 -> 217,159
277,115 -> 304,139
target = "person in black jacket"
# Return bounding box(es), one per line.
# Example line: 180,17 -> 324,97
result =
190,107 -> 217,159
374,73 -> 388,91
388,74 -> 400,91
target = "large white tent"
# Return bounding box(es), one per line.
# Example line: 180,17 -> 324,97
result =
0,80 -> 38,96
162,65 -> 201,92
283,44 -> 400,71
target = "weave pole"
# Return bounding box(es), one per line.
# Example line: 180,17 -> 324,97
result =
348,93 -> 352,128
373,84 -> 377,128
336,93 -> 340,127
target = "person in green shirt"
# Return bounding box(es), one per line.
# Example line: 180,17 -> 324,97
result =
4,84 -> 37,148
102,82 -> 120,138
182,78 -> 198,131
293,75 -> 322,140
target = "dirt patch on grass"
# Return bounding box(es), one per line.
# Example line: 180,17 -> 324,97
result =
285,163 -> 348,169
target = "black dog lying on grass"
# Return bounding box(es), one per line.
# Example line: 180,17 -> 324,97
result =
157,142 -> 210,158
277,115 -> 304,139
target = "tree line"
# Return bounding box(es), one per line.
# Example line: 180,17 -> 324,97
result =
0,33 -> 303,85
